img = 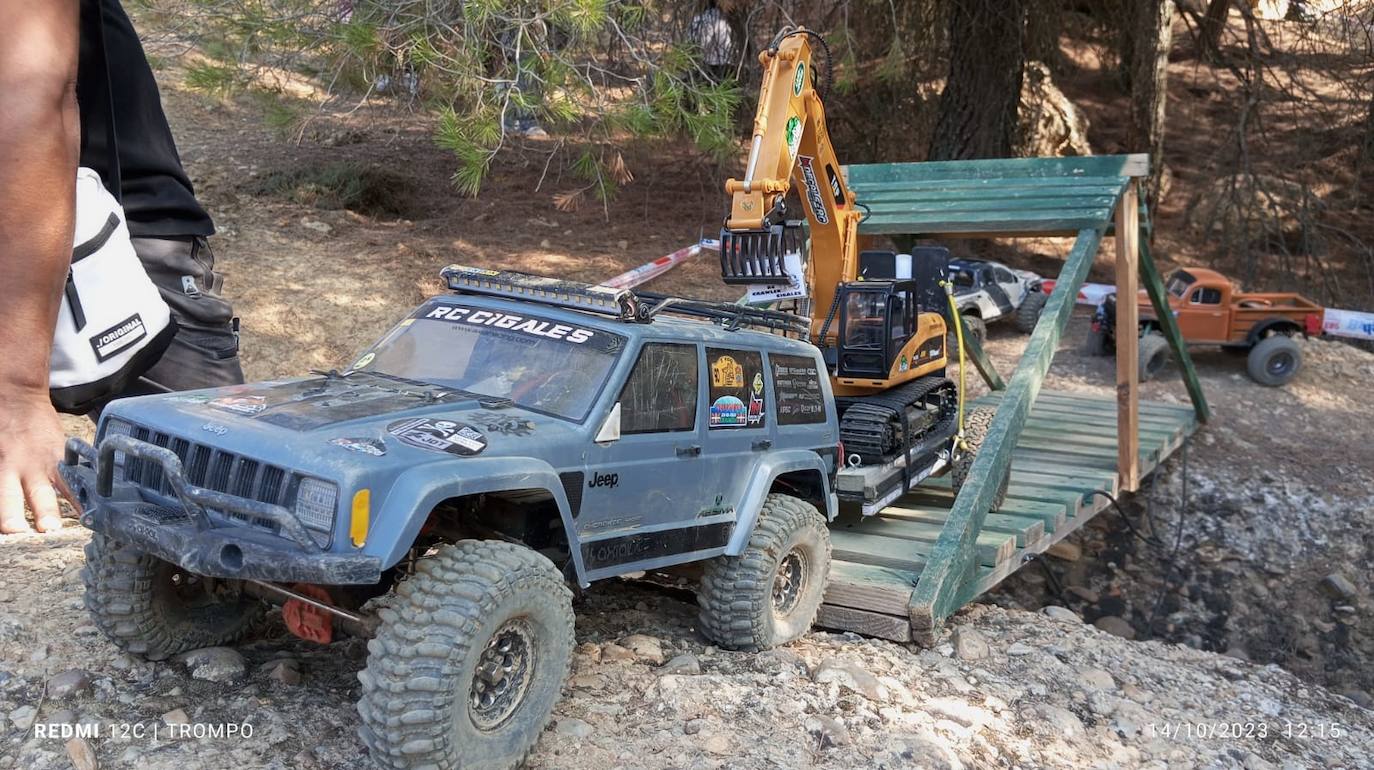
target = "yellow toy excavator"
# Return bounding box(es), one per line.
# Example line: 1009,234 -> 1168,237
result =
719,27 -> 965,474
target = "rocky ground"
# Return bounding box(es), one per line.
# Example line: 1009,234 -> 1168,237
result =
2,534 -> 1372,770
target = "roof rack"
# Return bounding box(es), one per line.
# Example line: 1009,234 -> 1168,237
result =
440,264 -> 810,338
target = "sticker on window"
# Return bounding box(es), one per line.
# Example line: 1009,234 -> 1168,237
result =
387,418 -> 487,456
708,349 -> 765,429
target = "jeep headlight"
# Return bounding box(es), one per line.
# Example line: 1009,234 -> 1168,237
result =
101,418 -> 133,466
294,478 -> 338,535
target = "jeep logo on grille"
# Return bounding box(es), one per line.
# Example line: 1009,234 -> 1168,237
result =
201,423 -> 229,436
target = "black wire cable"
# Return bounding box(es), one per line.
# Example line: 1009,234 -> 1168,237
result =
768,27 -> 833,102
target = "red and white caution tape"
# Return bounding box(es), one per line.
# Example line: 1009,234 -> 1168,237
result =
600,239 -> 721,290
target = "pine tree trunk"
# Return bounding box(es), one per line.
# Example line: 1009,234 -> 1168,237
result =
929,0 -> 1028,161
1125,0 -> 1175,203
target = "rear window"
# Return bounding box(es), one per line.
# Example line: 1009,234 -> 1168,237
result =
771,353 -> 827,426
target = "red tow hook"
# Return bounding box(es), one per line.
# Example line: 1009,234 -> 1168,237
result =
282,583 -> 335,644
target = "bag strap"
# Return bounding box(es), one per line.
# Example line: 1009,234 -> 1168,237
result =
86,0 -> 122,200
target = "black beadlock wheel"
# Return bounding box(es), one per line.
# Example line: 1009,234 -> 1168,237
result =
697,494 -> 831,652
1015,291 -> 1047,333
1246,334 -> 1302,387
81,533 -> 265,661
951,406 -> 1009,512
356,540 -> 574,770
947,315 -> 987,357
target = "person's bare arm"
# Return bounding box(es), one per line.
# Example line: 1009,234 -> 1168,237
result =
0,0 -> 81,533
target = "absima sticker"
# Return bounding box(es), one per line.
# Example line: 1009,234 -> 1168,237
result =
387,417 -> 487,456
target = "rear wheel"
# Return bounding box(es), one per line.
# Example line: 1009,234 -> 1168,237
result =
947,315 -> 987,356
951,407 -> 1008,512
1084,326 -> 1109,357
82,534 -> 264,661
1015,291 -> 1047,333
1138,332 -> 1170,382
357,540 -> 574,770
1246,334 -> 1302,386
698,494 -> 830,652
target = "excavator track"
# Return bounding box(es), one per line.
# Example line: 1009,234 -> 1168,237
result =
836,376 -> 958,465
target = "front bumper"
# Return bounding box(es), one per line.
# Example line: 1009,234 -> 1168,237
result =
61,437 -> 381,584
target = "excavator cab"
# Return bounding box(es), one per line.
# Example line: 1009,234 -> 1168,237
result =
832,281 -> 918,378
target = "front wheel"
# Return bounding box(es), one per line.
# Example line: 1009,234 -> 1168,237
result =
82,534 -> 264,661
947,315 -> 988,357
698,494 -> 831,652
357,540 -> 575,770
951,406 -> 1009,512
1246,334 -> 1302,386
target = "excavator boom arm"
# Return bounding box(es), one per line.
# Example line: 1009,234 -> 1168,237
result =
723,29 -> 861,332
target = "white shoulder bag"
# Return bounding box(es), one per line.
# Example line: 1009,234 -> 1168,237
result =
48,168 -> 176,414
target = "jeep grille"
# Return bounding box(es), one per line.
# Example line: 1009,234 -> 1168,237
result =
122,425 -> 295,533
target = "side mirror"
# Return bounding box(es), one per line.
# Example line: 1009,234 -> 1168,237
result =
595,402 -> 622,444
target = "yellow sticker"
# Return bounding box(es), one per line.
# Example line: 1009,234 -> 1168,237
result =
400,319 -> 415,327
354,352 -> 376,369
752,372 -> 764,395
711,355 -> 744,388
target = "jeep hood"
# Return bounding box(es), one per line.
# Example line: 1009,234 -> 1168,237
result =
104,375 -> 580,468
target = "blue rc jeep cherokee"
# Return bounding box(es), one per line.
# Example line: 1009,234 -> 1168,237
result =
61,266 -> 842,770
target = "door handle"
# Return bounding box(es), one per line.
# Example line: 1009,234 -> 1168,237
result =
676,444 -> 702,458
752,439 -> 773,451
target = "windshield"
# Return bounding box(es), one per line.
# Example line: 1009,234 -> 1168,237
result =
951,268 -> 976,290
353,302 -> 625,421
1166,270 -> 1196,299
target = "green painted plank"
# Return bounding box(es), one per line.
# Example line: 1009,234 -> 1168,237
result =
861,210 -> 1115,235
854,185 -> 1126,201
844,154 -> 1148,183
824,561 -> 918,616
979,391 -> 1197,420
902,489 -> 1069,531
850,177 -> 1128,192
863,197 -> 1120,214
831,518 -> 1013,566
909,227 -> 1105,633
1139,227 -> 1211,424
828,530 -> 932,572
881,503 -> 1045,547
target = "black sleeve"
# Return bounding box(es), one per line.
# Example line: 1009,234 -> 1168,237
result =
78,0 -> 214,238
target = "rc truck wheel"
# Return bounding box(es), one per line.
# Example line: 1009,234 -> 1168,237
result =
357,540 -> 574,770
1246,334 -> 1302,386
1015,291 -> 1047,334
81,533 -> 265,661
951,407 -> 1009,512
947,316 -> 987,357
697,494 -> 830,652
1084,326 -> 1109,357
1138,332 -> 1170,382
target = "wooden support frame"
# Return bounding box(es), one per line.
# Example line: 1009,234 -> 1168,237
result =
956,315 -> 1006,391
908,228 -> 1104,640
1115,183 -> 1141,491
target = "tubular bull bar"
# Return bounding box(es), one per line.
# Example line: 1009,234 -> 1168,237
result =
61,436 -> 381,584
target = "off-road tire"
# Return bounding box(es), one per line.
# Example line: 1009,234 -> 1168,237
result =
1246,334 -> 1302,387
951,407 -> 1009,512
1084,326 -> 1109,357
1015,291 -> 1047,334
697,494 -> 830,652
947,315 -> 987,357
357,540 -> 574,770
81,533 -> 265,661
1138,332 -> 1171,382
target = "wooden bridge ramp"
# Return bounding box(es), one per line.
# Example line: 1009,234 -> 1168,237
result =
815,390 -> 1199,643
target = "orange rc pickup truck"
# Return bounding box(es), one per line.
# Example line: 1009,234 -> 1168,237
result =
1087,267 -> 1324,386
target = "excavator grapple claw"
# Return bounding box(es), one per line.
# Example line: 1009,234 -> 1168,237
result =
719,222 -> 802,285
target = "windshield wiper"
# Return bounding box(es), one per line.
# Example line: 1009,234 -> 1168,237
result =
348,370 -> 493,404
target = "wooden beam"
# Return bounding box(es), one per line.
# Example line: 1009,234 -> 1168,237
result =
1137,211 -> 1211,424
1115,183 -> 1141,492
908,227 -> 1105,639
957,315 -> 1006,391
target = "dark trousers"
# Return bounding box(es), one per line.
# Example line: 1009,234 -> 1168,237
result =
88,237 -> 244,417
